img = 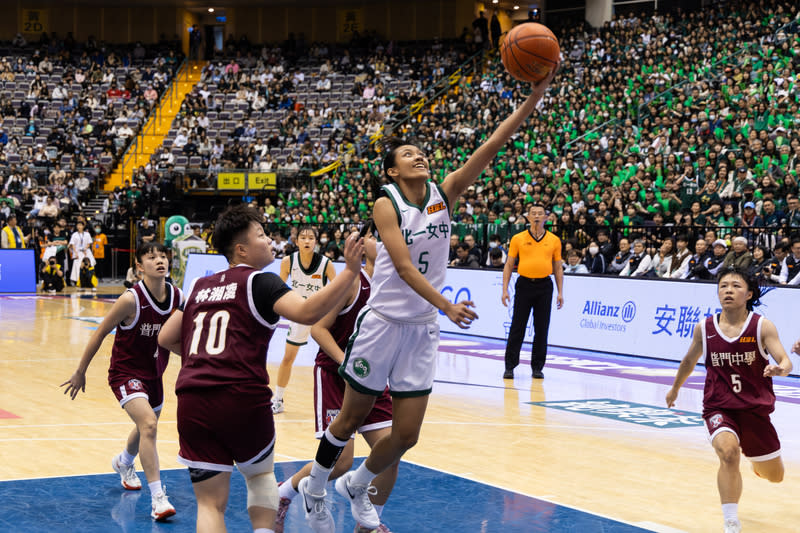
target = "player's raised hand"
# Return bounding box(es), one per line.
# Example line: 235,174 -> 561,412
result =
342,232 -> 364,273
792,338 -> 800,355
445,300 -> 478,329
60,371 -> 86,400
531,61 -> 559,95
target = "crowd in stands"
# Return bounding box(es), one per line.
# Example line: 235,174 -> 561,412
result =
0,32 -> 182,284
205,0 -> 797,287
2,1 -> 800,290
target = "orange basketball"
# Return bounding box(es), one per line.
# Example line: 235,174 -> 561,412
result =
500,23 -> 560,83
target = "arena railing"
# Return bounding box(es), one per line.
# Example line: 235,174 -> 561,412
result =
383,48 -> 486,136
636,14 -> 800,129
450,221 -> 794,251
118,57 -> 189,181
564,13 -> 799,156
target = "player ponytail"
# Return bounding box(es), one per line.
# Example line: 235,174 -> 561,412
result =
381,136 -> 407,182
716,266 -> 764,311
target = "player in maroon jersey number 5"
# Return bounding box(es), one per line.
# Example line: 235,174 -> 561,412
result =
666,267 -> 792,533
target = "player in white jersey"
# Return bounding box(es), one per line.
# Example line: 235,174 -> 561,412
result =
298,66 -> 560,532
273,225 -> 336,414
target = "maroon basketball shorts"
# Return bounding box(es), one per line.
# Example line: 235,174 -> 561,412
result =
313,364 -> 392,438
703,407 -> 781,461
109,375 -> 163,412
176,385 -> 275,472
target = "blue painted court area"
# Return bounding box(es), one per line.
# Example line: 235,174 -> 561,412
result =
0,459 -> 649,533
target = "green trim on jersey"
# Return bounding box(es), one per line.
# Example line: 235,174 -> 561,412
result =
286,339 -> 308,347
390,388 -> 433,398
338,308 -> 385,397
339,370 -> 385,396
390,181 -> 431,213
322,259 -> 330,285
297,252 -> 323,276
434,182 -> 451,214
382,185 -> 403,228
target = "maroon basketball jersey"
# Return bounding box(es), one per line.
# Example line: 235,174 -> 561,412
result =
176,266 -> 285,393
315,270 -> 371,373
109,281 -> 181,382
703,312 -> 775,411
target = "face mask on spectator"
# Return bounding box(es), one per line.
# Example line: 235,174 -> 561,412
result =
489,242 -> 498,249
589,246 -> 599,255
320,238 -> 328,245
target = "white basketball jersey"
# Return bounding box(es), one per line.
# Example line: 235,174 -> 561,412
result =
289,251 -> 330,298
368,181 -> 451,321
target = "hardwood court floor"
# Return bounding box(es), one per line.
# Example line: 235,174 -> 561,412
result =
1,291 -> 799,532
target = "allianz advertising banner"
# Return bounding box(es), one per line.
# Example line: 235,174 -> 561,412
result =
0,249 -> 37,292
183,254 -> 799,373
438,269 -> 800,372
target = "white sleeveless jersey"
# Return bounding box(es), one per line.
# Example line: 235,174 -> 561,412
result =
368,181 -> 451,322
289,251 -> 330,298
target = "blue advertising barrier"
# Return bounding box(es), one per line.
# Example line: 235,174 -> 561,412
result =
183,254 -> 800,373
0,249 -> 37,293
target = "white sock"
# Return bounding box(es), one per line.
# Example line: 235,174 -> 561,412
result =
308,464 -> 332,495
253,529 -> 273,533
274,386 -> 285,402
120,450 -> 136,466
350,462 -> 377,488
279,478 -> 299,500
722,503 -> 738,522
148,480 -> 163,497
374,504 -> 384,517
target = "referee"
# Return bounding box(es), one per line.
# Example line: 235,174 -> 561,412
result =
501,203 -> 563,379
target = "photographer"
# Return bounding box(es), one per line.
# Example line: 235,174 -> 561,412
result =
41,257 -> 64,293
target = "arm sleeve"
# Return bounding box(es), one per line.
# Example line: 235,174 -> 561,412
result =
551,236 -> 562,262
507,235 -> 519,259
252,272 -> 292,324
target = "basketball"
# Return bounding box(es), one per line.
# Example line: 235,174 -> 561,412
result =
500,22 -> 560,83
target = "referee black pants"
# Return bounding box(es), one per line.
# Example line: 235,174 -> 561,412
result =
504,276 -> 553,373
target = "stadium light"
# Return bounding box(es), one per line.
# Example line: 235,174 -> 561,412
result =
208,7 -> 215,13
513,5 -> 519,9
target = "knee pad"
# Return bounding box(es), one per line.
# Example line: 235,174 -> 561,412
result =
244,472 -> 278,511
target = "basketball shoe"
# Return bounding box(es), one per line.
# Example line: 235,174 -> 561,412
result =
272,398 -> 285,414
298,476 -> 334,533
112,454 -> 142,490
335,471 -> 379,529
723,519 -> 742,533
150,488 -> 176,521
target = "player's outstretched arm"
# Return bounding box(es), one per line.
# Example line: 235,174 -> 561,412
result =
374,197 -> 477,328
761,319 -> 793,377
274,233 -> 363,325
158,310 -> 184,356
310,284 -> 356,365
60,291 -> 137,400
666,322 -> 704,407
440,65 -> 558,204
